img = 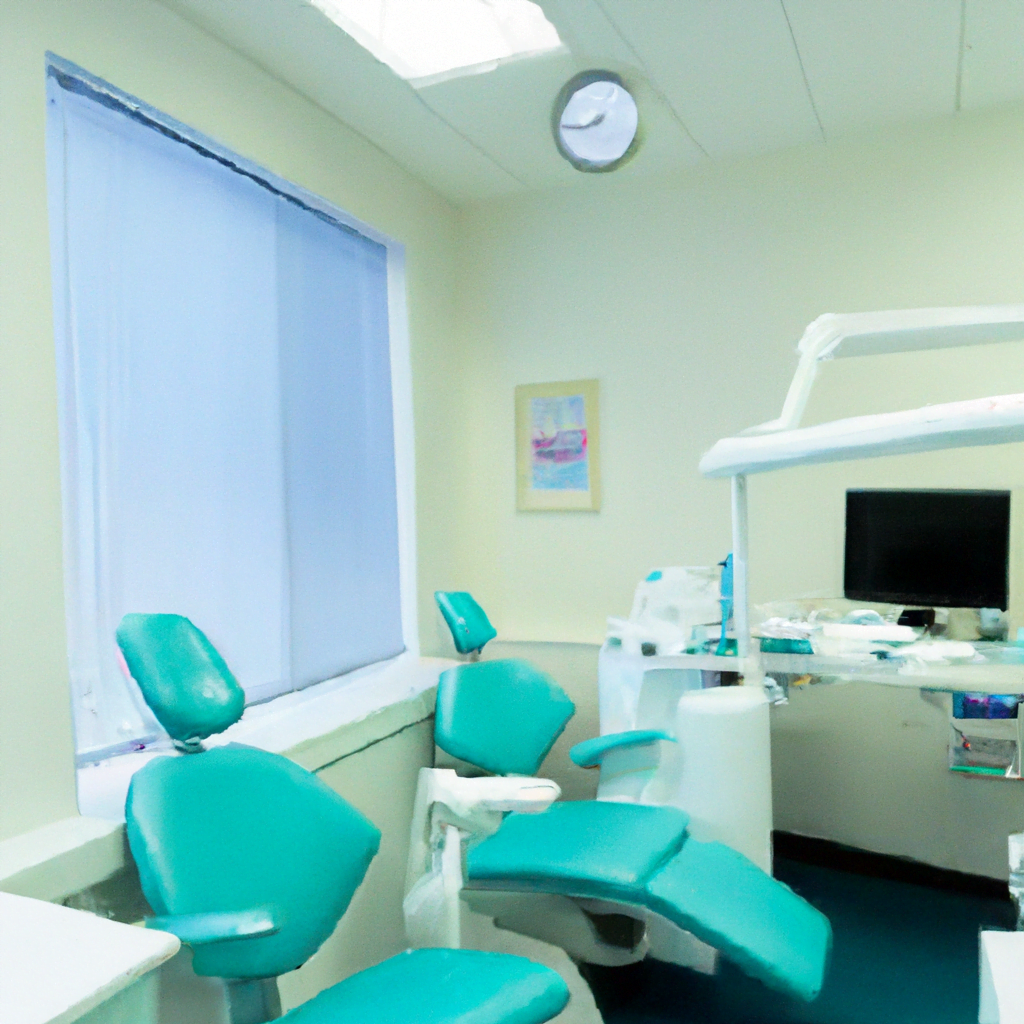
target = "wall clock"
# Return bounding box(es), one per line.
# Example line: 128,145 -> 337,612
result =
553,71 -> 639,172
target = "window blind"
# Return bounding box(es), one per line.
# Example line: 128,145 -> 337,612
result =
47,64 -> 404,761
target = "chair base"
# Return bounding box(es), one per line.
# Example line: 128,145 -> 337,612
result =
462,890 -> 718,976
227,977 -> 282,1024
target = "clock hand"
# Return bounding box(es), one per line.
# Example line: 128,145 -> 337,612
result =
561,112 -> 606,130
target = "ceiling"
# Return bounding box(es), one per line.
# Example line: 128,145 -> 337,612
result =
158,0 -> 1024,206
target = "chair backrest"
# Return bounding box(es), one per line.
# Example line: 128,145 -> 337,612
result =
117,614 -> 244,743
118,613 -> 381,981
435,659 -> 575,776
435,591 -> 498,654
127,745 -> 381,980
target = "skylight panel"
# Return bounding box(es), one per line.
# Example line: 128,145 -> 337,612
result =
310,0 -> 563,85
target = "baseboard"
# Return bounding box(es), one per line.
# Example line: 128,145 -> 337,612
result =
773,830 -> 1011,900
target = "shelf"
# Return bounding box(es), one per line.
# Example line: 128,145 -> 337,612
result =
602,643 -> 1024,694
761,644 -> 1024,694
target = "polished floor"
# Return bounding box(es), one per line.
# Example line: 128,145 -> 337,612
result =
586,857 -> 1016,1024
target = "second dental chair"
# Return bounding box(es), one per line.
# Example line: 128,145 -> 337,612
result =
410,592 -> 831,1006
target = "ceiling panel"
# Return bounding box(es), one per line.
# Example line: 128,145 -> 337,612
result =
159,0 -> 523,204
156,0 -> 1024,207
595,0 -> 823,159
959,0 -> 1024,111
783,0 -> 962,135
419,52 -> 592,193
420,5 -> 707,193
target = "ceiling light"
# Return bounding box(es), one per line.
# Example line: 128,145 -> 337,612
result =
310,0 -> 564,86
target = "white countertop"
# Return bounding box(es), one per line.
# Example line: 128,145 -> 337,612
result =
0,892 -> 178,1024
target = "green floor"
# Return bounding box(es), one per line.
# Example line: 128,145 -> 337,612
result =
586,858 -> 1016,1024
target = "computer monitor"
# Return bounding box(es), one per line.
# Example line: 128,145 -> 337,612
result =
844,489 -> 1010,610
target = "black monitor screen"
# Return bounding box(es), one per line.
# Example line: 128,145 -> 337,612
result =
844,489 -> 1010,610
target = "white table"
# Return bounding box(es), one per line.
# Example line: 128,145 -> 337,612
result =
980,931 -> 1024,1024
0,891 -> 179,1024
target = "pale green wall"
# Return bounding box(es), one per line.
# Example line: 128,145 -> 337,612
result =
0,0 -> 461,841
280,719 -> 435,1010
454,106 -> 1024,876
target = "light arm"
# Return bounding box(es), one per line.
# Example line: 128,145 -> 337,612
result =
742,306 -> 1024,436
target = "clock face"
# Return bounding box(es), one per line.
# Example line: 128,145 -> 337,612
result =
554,72 -> 639,172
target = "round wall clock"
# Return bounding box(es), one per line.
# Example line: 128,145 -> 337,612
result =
553,71 -> 639,172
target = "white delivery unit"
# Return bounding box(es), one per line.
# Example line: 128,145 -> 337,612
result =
700,304 -> 1024,688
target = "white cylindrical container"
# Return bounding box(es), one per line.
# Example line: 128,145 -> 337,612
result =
656,686 -> 773,873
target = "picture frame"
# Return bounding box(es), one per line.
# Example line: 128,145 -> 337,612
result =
516,379 -> 601,511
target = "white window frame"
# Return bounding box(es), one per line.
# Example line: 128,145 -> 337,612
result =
46,55 -> 420,769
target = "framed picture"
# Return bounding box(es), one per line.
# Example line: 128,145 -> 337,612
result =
516,379 -> 600,511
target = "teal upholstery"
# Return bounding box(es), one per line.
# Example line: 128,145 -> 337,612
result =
117,614 -> 244,742
126,745 -> 381,979
466,803 -> 831,1002
645,840 -> 832,1002
569,730 -> 675,769
436,660 -> 575,776
467,802 -> 688,902
435,591 -> 498,654
280,948 -> 569,1024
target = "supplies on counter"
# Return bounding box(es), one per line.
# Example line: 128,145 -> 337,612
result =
607,566 -> 723,656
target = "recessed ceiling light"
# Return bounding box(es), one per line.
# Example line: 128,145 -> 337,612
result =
310,0 -> 564,86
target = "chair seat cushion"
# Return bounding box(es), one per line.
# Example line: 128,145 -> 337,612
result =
644,838 -> 832,1002
466,801 -> 689,903
279,948 -> 569,1024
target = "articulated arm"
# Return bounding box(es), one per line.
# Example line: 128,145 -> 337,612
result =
145,907 -> 279,945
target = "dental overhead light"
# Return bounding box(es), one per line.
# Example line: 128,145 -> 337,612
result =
553,71 -> 639,172
310,0 -> 563,86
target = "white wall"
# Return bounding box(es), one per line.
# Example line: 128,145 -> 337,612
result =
453,103 -> 1024,877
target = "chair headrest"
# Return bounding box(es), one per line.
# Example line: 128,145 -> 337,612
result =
434,591 -> 497,654
116,614 -> 245,744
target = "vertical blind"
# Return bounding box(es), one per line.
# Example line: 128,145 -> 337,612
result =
47,66 -> 404,762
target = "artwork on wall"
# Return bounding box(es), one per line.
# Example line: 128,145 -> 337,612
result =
515,379 -> 600,511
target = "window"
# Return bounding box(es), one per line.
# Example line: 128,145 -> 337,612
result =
46,57 -> 416,764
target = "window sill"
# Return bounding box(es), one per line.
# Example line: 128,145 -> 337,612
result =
2,654 -> 452,902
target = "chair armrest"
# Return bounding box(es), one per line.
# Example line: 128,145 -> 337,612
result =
427,769 -> 560,816
403,769 -> 560,948
144,907 -> 279,945
570,729 -> 675,769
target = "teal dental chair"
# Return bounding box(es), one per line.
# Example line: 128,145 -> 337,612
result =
117,613 -> 571,1024
413,596 -> 831,1004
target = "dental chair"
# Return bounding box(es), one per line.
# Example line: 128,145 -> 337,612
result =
116,613 -> 571,1024
410,596 -> 831,1006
